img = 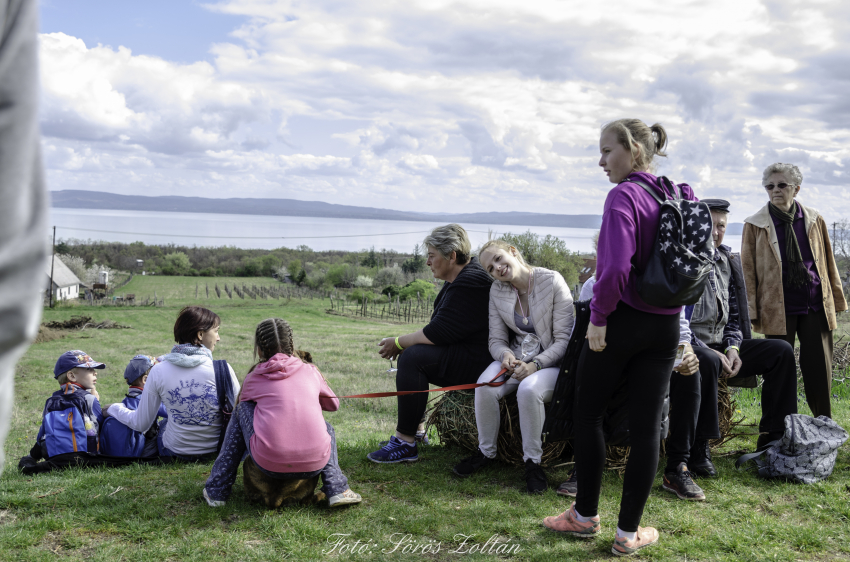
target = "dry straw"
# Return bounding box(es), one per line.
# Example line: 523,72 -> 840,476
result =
428,379 -> 746,470
427,390 -> 566,467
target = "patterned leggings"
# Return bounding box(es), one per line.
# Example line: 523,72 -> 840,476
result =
205,401 -> 349,502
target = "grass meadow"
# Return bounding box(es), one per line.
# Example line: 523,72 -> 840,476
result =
1,276 -> 849,561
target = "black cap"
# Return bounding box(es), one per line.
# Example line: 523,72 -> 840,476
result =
701,198 -> 730,213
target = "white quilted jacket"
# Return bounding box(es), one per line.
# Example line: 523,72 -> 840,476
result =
488,267 -> 575,369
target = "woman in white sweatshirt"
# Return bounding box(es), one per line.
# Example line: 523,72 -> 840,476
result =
105,306 -> 239,460
452,240 -> 574,493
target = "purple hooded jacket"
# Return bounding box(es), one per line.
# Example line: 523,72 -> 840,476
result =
590,171 -> 698,326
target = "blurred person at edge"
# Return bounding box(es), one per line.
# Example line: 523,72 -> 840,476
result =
0,0 -> 50,476
741,163 -> 847,420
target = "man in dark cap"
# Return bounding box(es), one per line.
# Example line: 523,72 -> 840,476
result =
663,199 -> 798,500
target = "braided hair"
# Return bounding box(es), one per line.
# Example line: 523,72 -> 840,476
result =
239,318 -> 298,402
253,317 -> 294,366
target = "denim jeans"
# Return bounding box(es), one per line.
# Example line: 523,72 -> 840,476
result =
205,401 -> 349,502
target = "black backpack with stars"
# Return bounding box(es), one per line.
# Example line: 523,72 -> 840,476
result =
632,176 -> 714,307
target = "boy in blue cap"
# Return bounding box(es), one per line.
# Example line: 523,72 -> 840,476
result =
29,350 -> 106,460
100,355 -> 167,458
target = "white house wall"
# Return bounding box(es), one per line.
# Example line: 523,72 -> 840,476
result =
54,284 -> 79,301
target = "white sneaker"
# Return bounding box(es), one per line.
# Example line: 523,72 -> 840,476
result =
203,488 -> 225,507
328,489 -> 362,508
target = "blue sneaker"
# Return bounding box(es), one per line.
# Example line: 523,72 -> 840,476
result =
367,436 -> 419,464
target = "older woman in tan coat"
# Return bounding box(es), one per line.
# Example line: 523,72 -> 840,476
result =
451,239 -> 574,494
741,163 -> 847,419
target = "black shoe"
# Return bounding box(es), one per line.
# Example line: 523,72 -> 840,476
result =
524,459 -> 548,494
662,463 -> 705,501
452,449 -> 493,477
688,440 -> 717,477
556,469 -> 577,497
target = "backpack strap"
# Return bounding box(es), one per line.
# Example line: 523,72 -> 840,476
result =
735,448 -> 767,469
212,359 -> 235,452
658,176 -> 682,200
735,439 -> 781,471
632,180 -> 665,205
213,360 -> 235,414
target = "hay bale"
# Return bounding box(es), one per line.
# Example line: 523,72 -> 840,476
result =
242,456 -> 324,508
431,379 -> 744,471
427,390 -> 565,467
605,378 -> 746,470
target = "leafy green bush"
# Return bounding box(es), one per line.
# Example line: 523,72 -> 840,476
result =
162,252 -> 191,275
347,288 -> 379,302
381,284 -> 401,298
399,279 -> 436,301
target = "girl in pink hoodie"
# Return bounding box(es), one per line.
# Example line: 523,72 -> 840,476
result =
203,318 -> 360,507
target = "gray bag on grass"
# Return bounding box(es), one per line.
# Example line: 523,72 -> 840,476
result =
736,414 -> 848,484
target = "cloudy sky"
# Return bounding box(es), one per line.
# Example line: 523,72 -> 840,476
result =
39,0 -> 850,224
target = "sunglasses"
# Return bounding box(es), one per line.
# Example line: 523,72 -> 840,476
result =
764,183 -> 792,190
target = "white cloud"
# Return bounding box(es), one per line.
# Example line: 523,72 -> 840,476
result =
39,0 -> 850,224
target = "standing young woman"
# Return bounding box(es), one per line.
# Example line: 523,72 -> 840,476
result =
542,119 -> 696,556
452,240 -> 574,493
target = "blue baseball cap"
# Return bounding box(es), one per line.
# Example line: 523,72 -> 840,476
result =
54,350 -> 105,379
124,355 -> 155,385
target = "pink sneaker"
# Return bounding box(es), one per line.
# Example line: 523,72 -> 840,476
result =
542,503 -> 600,538
612,526 -> 659,556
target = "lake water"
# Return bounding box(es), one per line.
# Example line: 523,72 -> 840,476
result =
49,208 -> 742,254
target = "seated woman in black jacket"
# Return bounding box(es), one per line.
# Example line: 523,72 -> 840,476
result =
367,224 -> 493,463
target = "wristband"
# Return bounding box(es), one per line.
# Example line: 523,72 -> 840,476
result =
532,358 -> 542,371
395,337 -> 404,351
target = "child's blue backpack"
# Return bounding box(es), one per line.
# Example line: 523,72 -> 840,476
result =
99,395 -> 147,458
41,389 -> 97,457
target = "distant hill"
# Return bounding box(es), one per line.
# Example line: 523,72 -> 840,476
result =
49,190 -> 745,233
50,190 -> 603,229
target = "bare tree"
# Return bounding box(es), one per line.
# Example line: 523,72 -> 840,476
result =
830,218 -> 850,263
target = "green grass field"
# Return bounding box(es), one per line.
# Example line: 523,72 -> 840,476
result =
1,276 -> 849,561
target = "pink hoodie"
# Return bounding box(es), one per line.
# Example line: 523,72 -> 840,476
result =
240,353 -> 339,473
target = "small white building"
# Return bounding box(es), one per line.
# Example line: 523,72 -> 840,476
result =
46,256 -> 82,301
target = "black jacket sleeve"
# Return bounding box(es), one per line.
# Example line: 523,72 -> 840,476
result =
422,285 -> 487,345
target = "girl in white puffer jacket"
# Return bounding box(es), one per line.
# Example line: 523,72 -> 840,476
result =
452,240 -> 574,493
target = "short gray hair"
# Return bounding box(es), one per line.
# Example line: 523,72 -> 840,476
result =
423,224 -> 471,265
762,163 -> 803,186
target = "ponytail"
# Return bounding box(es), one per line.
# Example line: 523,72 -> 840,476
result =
650,123 -> 668,158
602,119 -> 669,173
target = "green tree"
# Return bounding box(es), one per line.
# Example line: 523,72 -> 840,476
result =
162,252 -> 191,275
361,246 -> 380,269
401,244 -> 426,274
256,254 -> 281,276
500,231 -> 583,287
287,259 -> 302,279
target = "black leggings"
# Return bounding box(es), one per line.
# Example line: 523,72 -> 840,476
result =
574,302 -> 679,532
395,344 -> 459,436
